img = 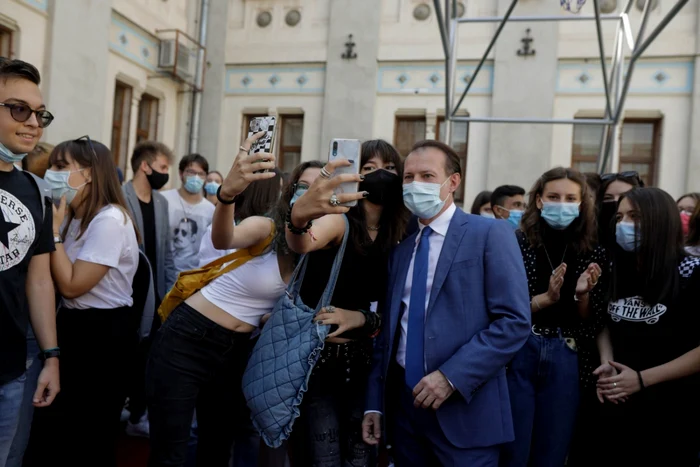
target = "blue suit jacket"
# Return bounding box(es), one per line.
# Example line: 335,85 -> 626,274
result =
366,208 -> 531,449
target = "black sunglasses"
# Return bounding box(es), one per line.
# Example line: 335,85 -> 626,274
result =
74,135 -> 98,161
0,102 -> 54,128
600,171 -> 644,187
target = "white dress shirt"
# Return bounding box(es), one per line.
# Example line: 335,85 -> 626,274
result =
396,203 -> 457,368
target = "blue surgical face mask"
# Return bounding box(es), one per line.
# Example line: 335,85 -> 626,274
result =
506,209 -> 524,229
290,186 -> 308,206
402,179 -> 449,220
184,175 -> 205,194
616,221 -> 639,252
204,181 -> 220,196
0,142 -> 27,164
44,169 -> 86,205
480,212 -> 495,219
541,202 -> 580,230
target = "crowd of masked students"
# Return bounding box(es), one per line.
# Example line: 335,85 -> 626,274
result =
2,57 -> 700,467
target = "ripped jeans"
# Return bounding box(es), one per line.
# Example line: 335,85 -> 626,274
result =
290,341 -> 374,467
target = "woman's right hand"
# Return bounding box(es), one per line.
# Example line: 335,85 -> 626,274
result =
546,263 -> 567,303
219,132 -> 277,200
290,159 -> 366,227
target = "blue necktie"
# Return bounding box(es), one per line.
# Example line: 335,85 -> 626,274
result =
406,226 -> 432,389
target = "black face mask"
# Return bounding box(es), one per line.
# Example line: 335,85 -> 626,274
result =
359,169 -> 401,206
598,201 -> 617,241
146,168 -> 169,191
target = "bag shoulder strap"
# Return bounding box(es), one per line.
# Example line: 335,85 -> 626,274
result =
201,221 -> 276,284
286,215 -> 350,309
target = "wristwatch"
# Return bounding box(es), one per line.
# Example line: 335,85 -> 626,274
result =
39,347 -> 60,361
53,234 -> 62,244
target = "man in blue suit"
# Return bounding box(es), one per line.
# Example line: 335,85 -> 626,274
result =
362,140 -> 531,466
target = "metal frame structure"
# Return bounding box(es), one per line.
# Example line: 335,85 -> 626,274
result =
435,0 -> 690,173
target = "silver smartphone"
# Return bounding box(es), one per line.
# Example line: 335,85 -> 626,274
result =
328,138 -> 361,207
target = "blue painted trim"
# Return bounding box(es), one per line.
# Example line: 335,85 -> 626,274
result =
22,0 -> 47,12
225,66 -> 326,94
377,64 -> 494,93
111,14 -> 159,49
109,44 -> 157,72
557,60 -> 694,94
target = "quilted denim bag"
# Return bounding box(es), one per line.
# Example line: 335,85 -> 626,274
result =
242,215 -> 349,448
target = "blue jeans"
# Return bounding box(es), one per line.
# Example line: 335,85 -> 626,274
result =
501,332 -> 580,467
0,372 -> 27,465
7,336 -> 41,467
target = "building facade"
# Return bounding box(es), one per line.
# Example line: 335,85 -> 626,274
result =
3,0 -> 700,202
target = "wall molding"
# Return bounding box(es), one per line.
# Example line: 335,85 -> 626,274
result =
225,64 -> 326,95
109,12 -> 159,72
377,62 -> 494,95
557,59 -> 694,95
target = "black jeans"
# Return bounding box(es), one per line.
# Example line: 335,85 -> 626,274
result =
145,302 -> 253,467
291,341 -> 374,467
127,298 -> 161,423
25,306 -> 135,467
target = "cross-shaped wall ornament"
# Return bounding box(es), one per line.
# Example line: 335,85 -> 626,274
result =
341,34 -> 357,60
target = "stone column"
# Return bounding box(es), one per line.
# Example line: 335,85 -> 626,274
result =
43,0 -> 112,143
197,0 -> 230,167
320,0 -> 381,150
486,0 -> 559,189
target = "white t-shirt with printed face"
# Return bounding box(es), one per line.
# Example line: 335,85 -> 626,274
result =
161,189 -> 216,274
62,205 -> 139,310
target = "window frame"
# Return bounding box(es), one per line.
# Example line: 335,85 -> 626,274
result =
435,116 -> 469,203
111,82 -> 133,171
571,117 -> 662,186
136,93 -> 159,143
277,115 -> 304,173
0,24 -> 14,59
393,115 -> 427,158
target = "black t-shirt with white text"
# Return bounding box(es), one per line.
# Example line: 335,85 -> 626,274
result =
0,168 -> 54,384
608,254 -> 700,393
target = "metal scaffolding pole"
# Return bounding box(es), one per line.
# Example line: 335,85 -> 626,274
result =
434,0 -> 691,175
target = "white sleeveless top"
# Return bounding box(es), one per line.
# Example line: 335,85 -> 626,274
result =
200,250 -> 286,326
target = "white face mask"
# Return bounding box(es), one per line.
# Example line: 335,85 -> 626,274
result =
44,169 -> 87,204
480,212 -> 495,219
402,179 -> 449,219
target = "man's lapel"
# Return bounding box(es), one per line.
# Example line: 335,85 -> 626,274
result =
427,209 -> 469,315
389,232 -> 417,341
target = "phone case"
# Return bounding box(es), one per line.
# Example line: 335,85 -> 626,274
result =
248,116 -> 277,154
328,139 -> 361,207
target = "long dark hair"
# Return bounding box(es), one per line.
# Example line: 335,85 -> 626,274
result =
347,140 -> 410,253
521,167 -> 597,253
235,169 -> 282,222
470,190 -> 492,215
612,188 -> 685,305
271,161 -> 324,256
50,139 -> 140,243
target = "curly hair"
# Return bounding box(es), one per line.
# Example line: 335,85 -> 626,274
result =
520,167 -> 597,253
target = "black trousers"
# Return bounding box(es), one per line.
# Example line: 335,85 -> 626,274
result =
127,297 -> 162,423
145,302 -> 253,467
25,306 -> 135,467
290,341 -> 374,467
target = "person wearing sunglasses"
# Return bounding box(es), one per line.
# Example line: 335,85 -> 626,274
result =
26,137 -> 140,465
0,58 -> 59,467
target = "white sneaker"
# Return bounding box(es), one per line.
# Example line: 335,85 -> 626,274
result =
125,414 -> 150,438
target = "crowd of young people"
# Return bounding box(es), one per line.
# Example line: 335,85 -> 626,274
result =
2,56 -> 700,467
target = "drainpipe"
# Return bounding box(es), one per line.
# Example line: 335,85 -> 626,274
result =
189,0 -> 209,154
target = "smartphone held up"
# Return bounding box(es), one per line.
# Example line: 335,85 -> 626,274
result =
328,138 -> 361,207
247,116 -> 277,173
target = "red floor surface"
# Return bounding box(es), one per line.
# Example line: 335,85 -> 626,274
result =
116,433 -> 149,467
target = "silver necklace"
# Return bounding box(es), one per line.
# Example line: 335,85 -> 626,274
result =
178,194 -> 193,222
367,225 -> 380,232
543,244 -> 568,275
